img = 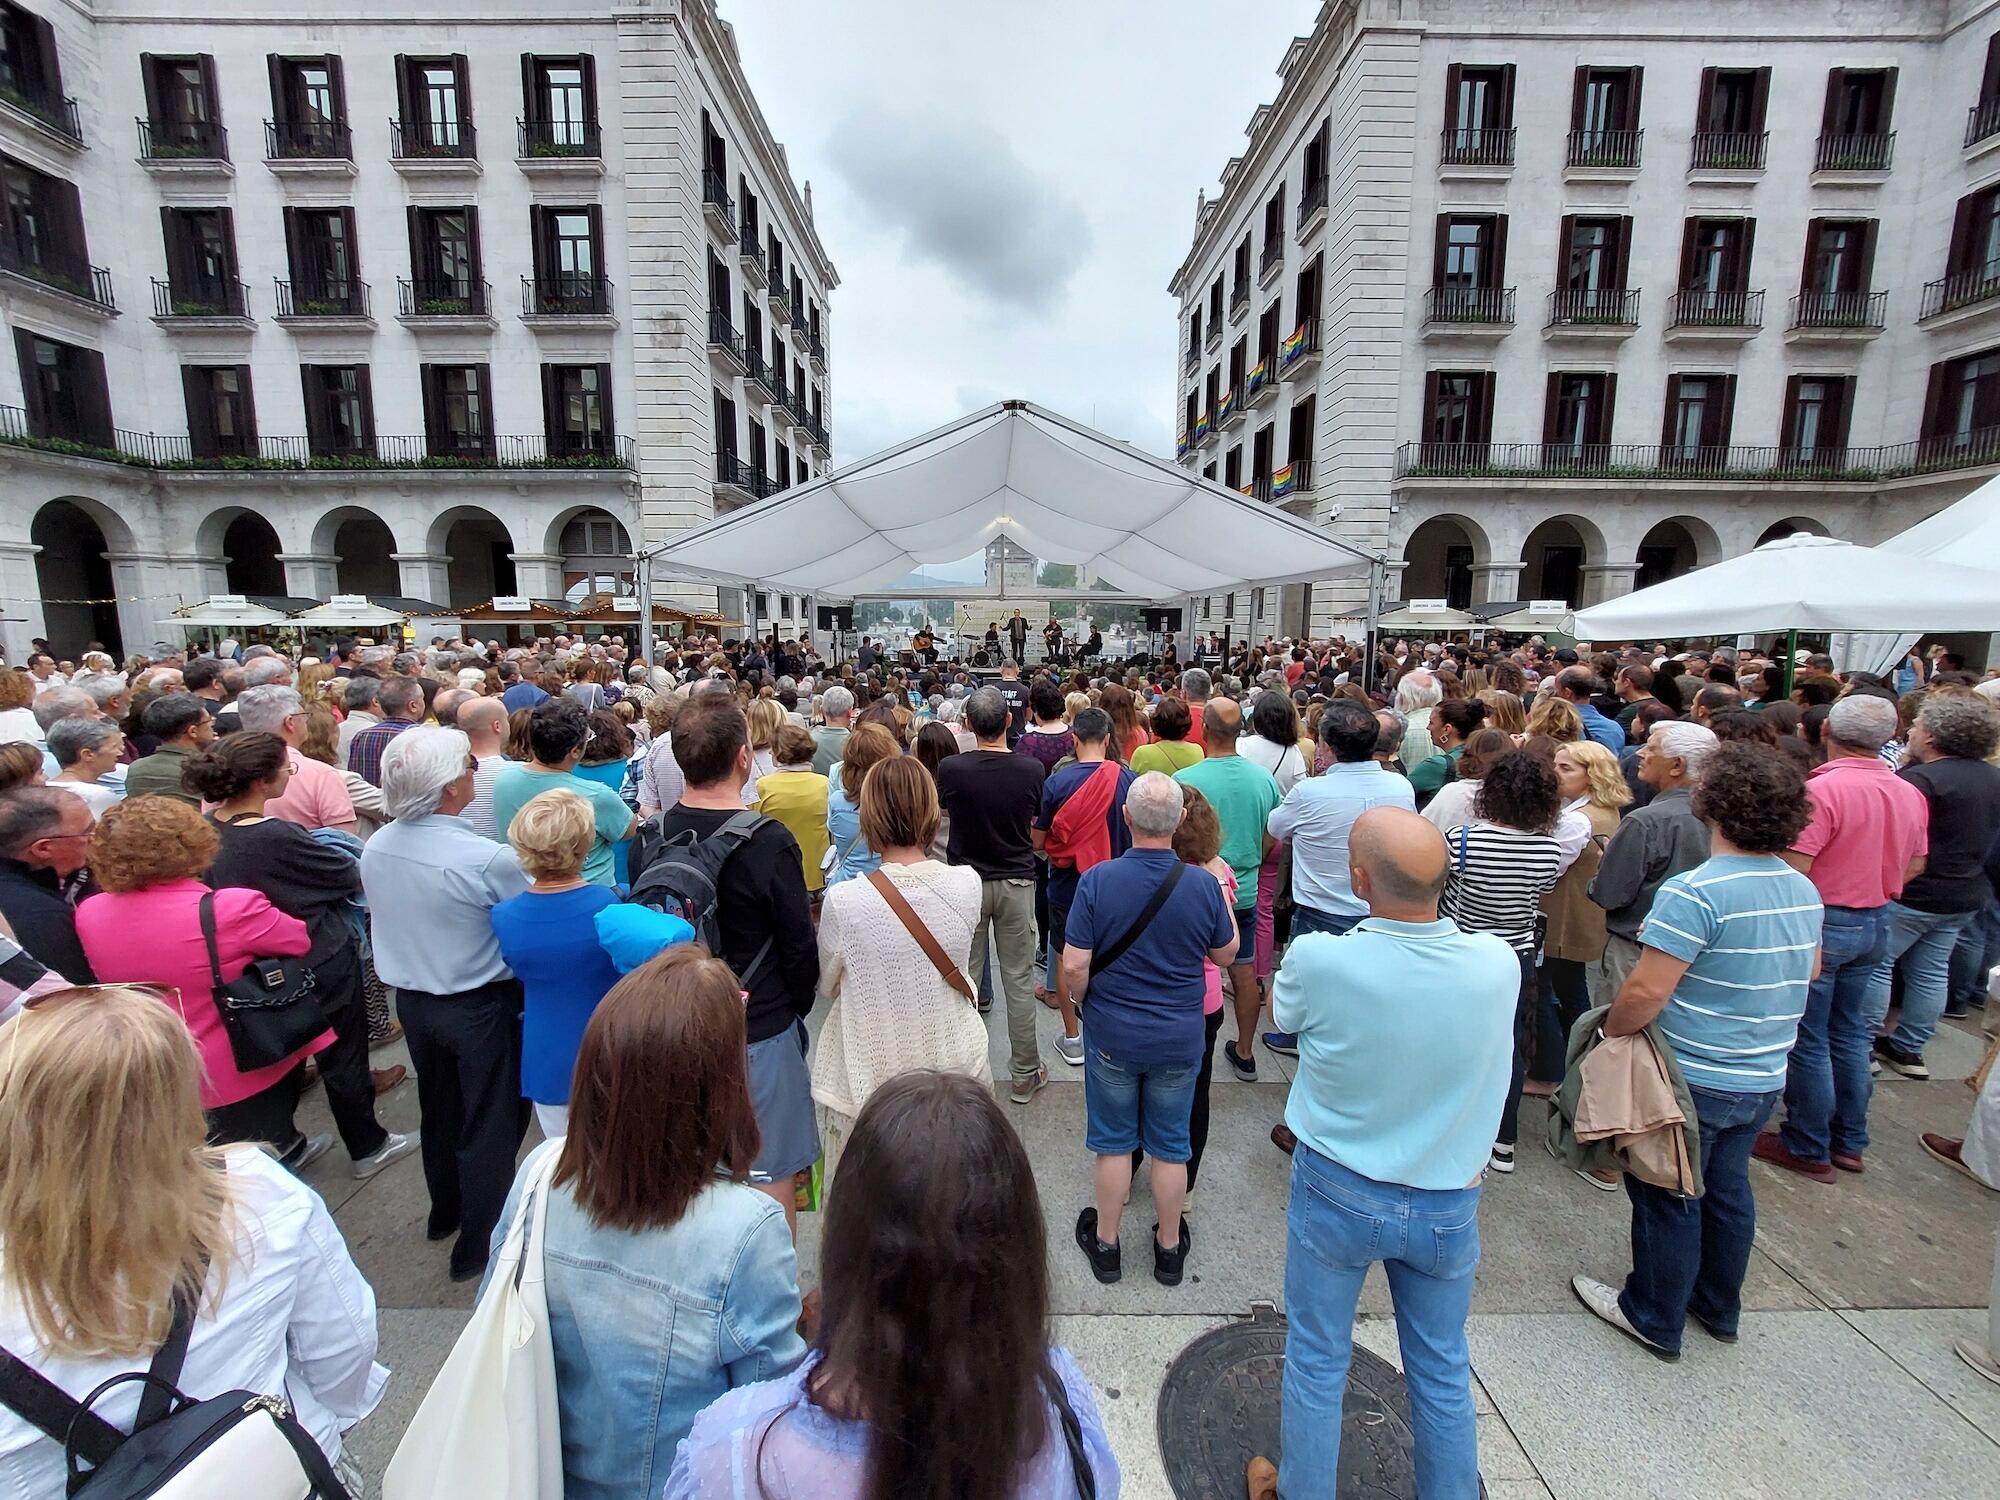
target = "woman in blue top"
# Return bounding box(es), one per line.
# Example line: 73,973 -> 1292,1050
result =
489,944 -> 805,1500
822,722 -> 898,886
574,709 -> 638,887
667,1070 -> 1118,1500
491,787 -> 623,1137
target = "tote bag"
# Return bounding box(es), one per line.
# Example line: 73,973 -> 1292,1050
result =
383,1146 -> 564,1500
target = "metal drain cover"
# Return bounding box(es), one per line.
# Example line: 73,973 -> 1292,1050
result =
1156,1303 -> 1416,1499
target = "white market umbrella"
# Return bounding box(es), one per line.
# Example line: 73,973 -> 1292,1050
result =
1831,475 -> 2000,674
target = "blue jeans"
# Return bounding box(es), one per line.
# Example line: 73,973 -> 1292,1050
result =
1872,902 -> 1974,1055
1620,1086 -> 1779,1354
1951,897 -> 2000,1007
1290,904 -> 1362,941
1082,1044 -> 1199,1161
1781,905 -> 1887,1162
1281,1145 -> 1483,1500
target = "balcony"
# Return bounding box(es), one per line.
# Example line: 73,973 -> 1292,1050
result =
0,246 -> 116,317
739,233 -> 767,288
1665,287 -> 1764,341
1565,129 -> 1641,177
1544,287 -> 1639,339
1922,268 -> 2000,327
1439,126 -> 1514,170
1242,458 -> 1313,504
0,83 -> 82,148
1787,289 -> 1887,342
1183,346 -> 1199,376
136,119 -> 232,177
769,282 -> 792,324
0,403 -> 636,472
745,350 -> 779,404
1259,237 -> 1284,285
715,453 -> 777,505
1277,317 -> 1321,378
1394,430 -> 2000,486
1422,285 -> 1515,336
274,277 -> 371,328
1204,318 -> 1222,352
1194,409 -> 1215,448
515,118 -> 603,175
390,118 -> 480,177
707,310 -> 748,376
263,119 -> 355,175
1296,174 -> 1328,241
520,273 -> 615,328
1218,383 -> 1244,430
808,329 -> 826,373
1244,355 -> 1277,410
702,170 -> 736,242
1229,280 -> 1250,318
1689,130 -> 1768,177
805,415 -> 829,456
152,277 -> 251,328
396,278 -> 495,330
1967,100 -> 2000,152
1814,132 -> 1893,177
768,375 -> 792,420
1176,431 -> 1192,461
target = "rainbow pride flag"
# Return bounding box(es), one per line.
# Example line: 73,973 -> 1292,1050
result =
1270,462 -> 1298,498
1194,412 -> 1211,443
1175,431 -> 1191,459
1279,323 -> 1309,370
1246,358 -> 1269,398
1216,386 -> 1237,424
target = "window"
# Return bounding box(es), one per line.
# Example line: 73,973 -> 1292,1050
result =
542,363 -> 613,457
406,206 -> 482,312
13,330 -> 110,447
1541,372 -> 1616,458
0,3 -> 68,131
701,108 -> 726,184
1251,424 -> 1275,483
521,55 -> 597,154
1780,375 -> 1853,462
1252,588 -> 1265,620
1798,218 -> 1877,323
1183,389 -> 1198,441
740,179 -> 759,244
797,456 -> 808,486
1227,337 -> 1247,400
775,438 -> 790,489
1287,394 -> 1315,466
1257,299 -> 1282,364
1442,64 -> 1515,162
1821,68 -> 1895,139
1231,233 -> 1251,310
422,364 -> 492,459
529,205 -> 605,311
300,364 -> 373,458
1299,119 -> 1329,224
742,292 -> 764,370
1431,214 -> 1507,317
140,54 -> 222,156
1262,187 -> 1285,265
747,416 -> 767,481
1569,66 -> 1642,165
160,207 -> 240,312
1694,67 -> 1770,166
1294,254 -> 1322,332
791,360 -> 806,410
1660,373 -> 1735,459
1945,186 -> 2000,294
1422,370 -> 1495,453
791,271 -> 805,318
1223,594 -> 1235,619
1201,462 -> 1216,481
1922,347 -> 2000,450
266,55 -> 348,158
281,206 -> 361,312
1553,215 -> 1632,321
1187,307 -> 1201,366
1224,446 -> 1243,490
1203,597 -> 1212,619
713,389 -> 738,467
1204,367 -> 1220,421
1208,274 -> 1222,329
768,230 -> 783,289
1680,218 -> 1753,293
0,153 -> 87,291
394,54 -> 471,156
181,364 -> 256,459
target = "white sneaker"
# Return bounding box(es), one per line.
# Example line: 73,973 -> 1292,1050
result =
1056,1032 -> 1085,1067
285,1134 -> 335,1174
1571,1275 -> 1679,1362
353,1130 -> 419,1180
1955,1337 -> 2000,1387
1488,1143 -> 1515,1174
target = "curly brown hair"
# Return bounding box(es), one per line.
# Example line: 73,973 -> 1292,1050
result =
88,797 -> 218,892
1691,743 -> 1812,852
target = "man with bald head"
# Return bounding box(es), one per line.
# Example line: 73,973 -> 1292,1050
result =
1248,806 -> 1519,1500
455,696 -> 511,841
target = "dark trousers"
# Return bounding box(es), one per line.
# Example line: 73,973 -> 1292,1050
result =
1495,949 -> 1537,1148
1186,1007 -> 1226,1190
206,1071 -> 306,1159
315,943 -> 389,1163
399,978 -> 528,1276
1531,957 -> 1592,1084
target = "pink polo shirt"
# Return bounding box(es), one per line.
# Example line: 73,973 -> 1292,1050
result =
264,747 -> 357,833
1792,754 -> 1929,909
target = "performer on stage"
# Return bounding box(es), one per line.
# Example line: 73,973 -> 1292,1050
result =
1082,624 -> 1103,664
911,625 -> 936,666
1042,615 -> 1065,664
1006,607 -> 1029,664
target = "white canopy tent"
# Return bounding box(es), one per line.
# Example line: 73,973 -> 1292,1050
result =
646,404 -> 1380,628
1830,476 -> 2000,674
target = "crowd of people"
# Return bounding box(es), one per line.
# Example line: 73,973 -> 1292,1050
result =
0,622 -> 1996,1498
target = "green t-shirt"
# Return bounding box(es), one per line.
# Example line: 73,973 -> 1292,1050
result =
490,764 -> 633,887
1129,740 -> 1203,777
1408,744 -> 1463,798
1174,754 -> 1283,909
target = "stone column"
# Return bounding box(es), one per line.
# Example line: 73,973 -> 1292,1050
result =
1580,563 -> 1640,606
278,553 -> 340,599
0,542 -> 44,663
1469,562 -> 1524,605
507,552 -> 565,601
104,552 -> 191,658
392,553 -> 453,604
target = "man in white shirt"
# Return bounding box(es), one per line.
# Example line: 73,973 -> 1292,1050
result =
455,696 -> 511,841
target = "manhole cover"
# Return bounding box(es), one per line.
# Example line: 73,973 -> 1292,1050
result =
1157,1303 -> 1416,1499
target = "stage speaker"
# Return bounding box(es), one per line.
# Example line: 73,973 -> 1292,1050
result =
1143,607 -> 1184,633
816,605 -> 854,631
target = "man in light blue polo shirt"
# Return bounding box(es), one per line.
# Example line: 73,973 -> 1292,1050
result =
1262,699 -> 1416,1054
1572,743 -> 1823,1363
1558,666 -> 1625,753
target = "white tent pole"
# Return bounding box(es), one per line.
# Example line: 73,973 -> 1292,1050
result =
635,547 -> 655,669
1365,556 -> 1385,693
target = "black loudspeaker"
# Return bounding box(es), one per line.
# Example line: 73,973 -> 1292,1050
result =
816,605 -> 854,631
1143,607 -> 1184,633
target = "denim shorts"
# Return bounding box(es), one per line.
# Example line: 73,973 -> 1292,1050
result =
746,1018 -> 820,1181
1234,906 -> 1256,954
1083,1045 -> 1199,1162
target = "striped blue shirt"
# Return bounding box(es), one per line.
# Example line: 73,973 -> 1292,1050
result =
1638,855 -> 1823,1094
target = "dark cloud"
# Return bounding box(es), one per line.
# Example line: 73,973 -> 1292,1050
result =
826,108 -> 1091,315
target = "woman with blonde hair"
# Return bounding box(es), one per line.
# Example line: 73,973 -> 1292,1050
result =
298,704 -> 388,836
1524,695 -> 1583,745
743,697 -> 786,799
813,757 -> 988,1181
1476,688 -> 1528,738
0,987 -> 385,1494
491,787 -> 626,1138
296,659 -> 335,710
824,723 -> 900,886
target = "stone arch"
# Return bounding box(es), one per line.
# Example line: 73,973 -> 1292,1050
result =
1757,516 -> 1832,546
427,506 -> 519,606
310,507 -> 401,596
1517,513 -> 1608,607
1634,514 -> 1723,589
194,506 -> 287,596
545,505 -> 634,603
1399,513 -> 1492,609
32,498 -> 133,657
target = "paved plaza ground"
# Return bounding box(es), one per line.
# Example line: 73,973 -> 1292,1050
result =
310,998 -> 2000,1498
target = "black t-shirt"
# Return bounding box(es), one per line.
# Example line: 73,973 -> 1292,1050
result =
1898,756 -> 2000,913
936,750 -> 1046,881
637,807 -> 819,1042
994,677 -> 1030,744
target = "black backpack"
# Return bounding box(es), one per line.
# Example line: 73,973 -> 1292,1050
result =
627,811 -> 774,982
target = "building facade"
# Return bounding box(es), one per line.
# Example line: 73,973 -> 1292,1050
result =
0,0 -> 834,660
1171,0 -> 2000,638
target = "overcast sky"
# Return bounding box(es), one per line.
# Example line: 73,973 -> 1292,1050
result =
726,0 -> 1320,487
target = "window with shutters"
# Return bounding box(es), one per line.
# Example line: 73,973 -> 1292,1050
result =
1542,372 -> 1615,460
1208,274 -> 1223,331
544,363 -> 612,457
1431,215 -> 1508,323
1922,348 -> 2000,452
1,3 -> 75,140
14,330 -> 110,446
1,153 -> 88,293
529,205 -> 605,313
267,56 -> 347,158
160,207 -> 239,313
1204,367 -> 1220,423
767,230 -> 783,289
1692,68 -> 1769,169
1183,389 -> 1198,444
1261,188 -> 1285,271
1817,68 -> 1895,170
1794,219 -> 1879,327
1224,446 -> 1242,490
1230,234 -> 1251,313
1423,371 -> 1495,457
747,416 -> 767,483
301,364 -> 372,458
1298,119 -> 1329,226
1251,424 -> 1275,485
522,56 -> 596,155
394,55 -> 472,158
1659,373 -> 1735,463
1975,36 -> 2000,145
1675,217 -> 1758,325
1931,187 -> 2000,317
182,365 -> 255,459
1186,307 -> 1201,371
1441,64 -> 1515,165
423,364 -> 491,459
1568,66 -> 1642,167
1257,299 -> 1282,364
1227,337 -> 1247,404
283,207 -> 362,313
407,206 -> 481,313
740,180 -> 759,245
774,439 -> 790,491
140,55 -> 223,158
1552,216 -> 1633,323
1287,394 -> 1316,469
1780,375 -> 1852,464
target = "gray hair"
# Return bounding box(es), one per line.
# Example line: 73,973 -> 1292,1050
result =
1394,669 -> 1441,712
391,652 -> 420,676
1653,721 -> 1719,778
965,686 -> 1010,740
79,674 -> 128,709
1373,708 -> 1407,757
32,688 -> 95,730
1919,695 -> 2000,761
343,675 -> 382,713
821,685 -> 854,720
1181,667 -> 1211,700
235,684 -> 303,734
1125,771 -> 1185,837
1827,694 -> 1899,753
47,716 -> 120,767
378,726 -> 472,820
0,787 -> 74,857
935,698 -> 963,725
240,657 -> 293,688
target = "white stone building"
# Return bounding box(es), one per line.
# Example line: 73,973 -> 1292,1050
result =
1170,0 -> 2000,638
0,0 -> 834,660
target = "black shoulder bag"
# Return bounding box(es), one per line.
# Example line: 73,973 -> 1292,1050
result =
199,892 -> 325,1073
1087,861 -> 1187,979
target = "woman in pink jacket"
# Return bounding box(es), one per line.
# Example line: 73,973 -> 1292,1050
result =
75,796 -> 331,1170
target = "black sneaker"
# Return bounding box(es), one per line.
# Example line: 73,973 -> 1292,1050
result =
1153,1219 -> 1192,1287
1075,1208 -> 1120,1284
1873,1037 -> 1930,1080
1944,997 -> 1971,1019
1225,1039 -> 1257,1081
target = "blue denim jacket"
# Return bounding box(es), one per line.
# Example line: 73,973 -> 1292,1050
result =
490,1140 -> 807,1500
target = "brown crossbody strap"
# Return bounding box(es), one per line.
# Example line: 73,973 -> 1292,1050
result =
865,868 -> 977,1004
